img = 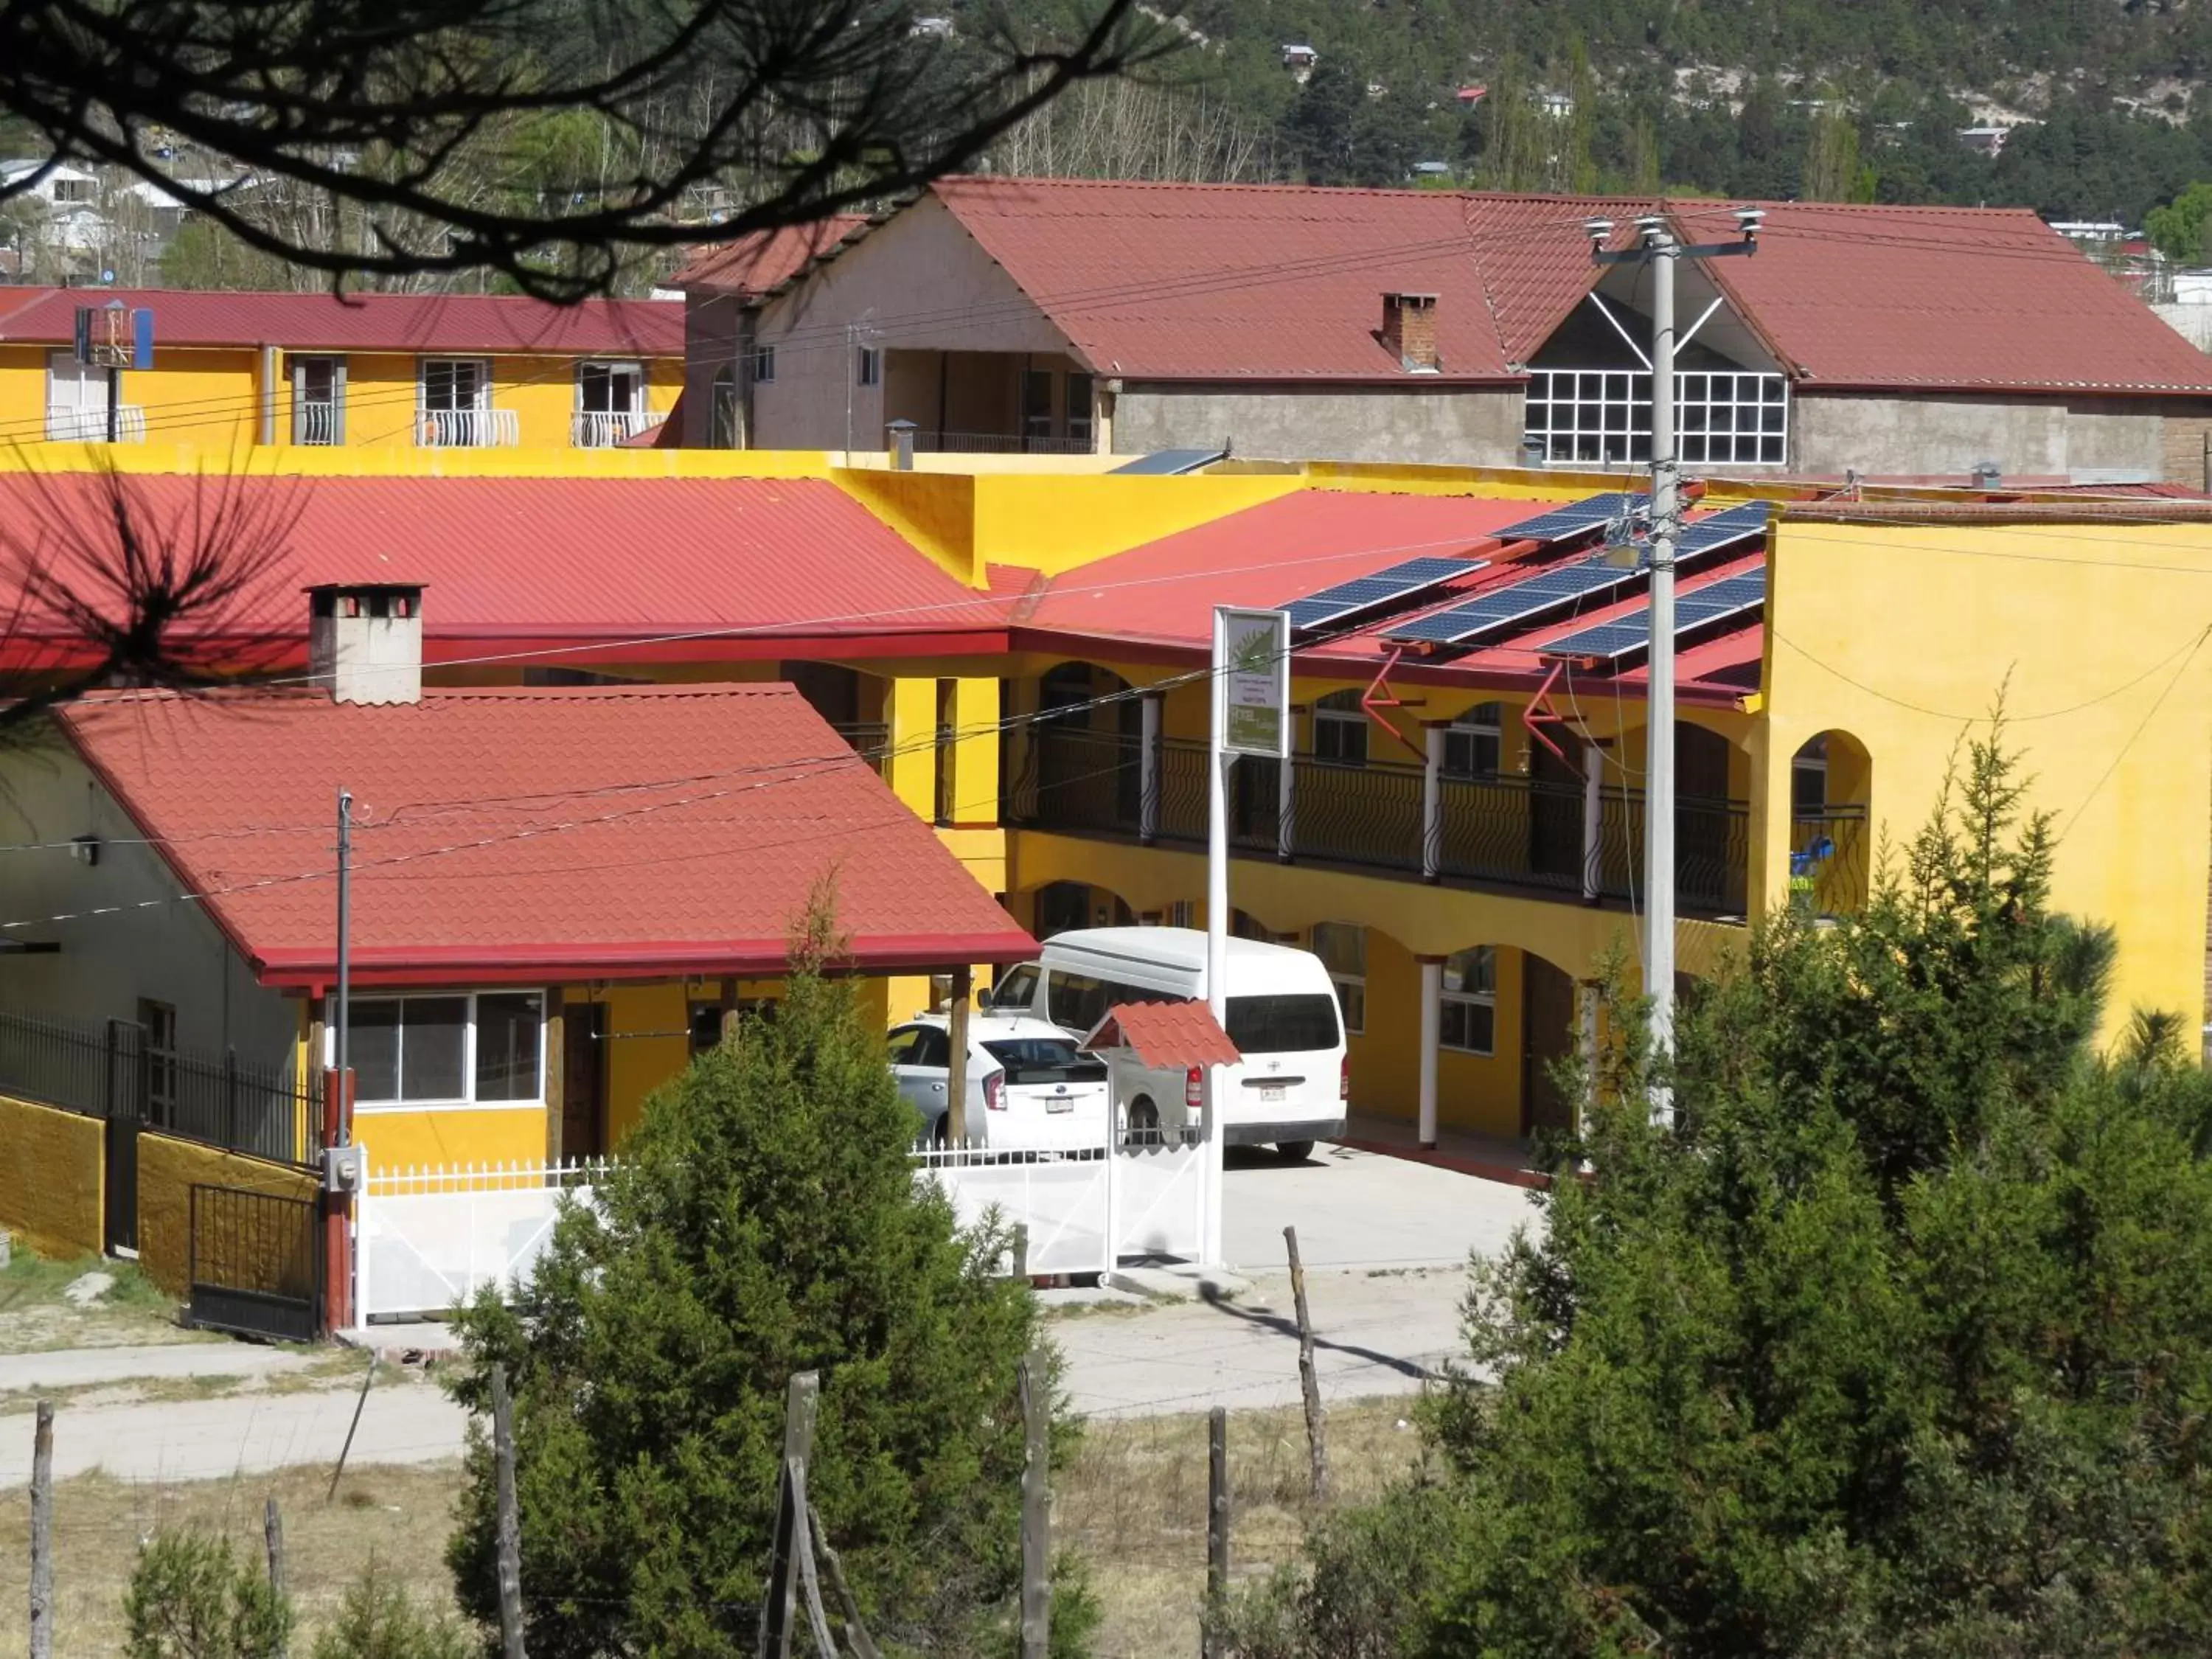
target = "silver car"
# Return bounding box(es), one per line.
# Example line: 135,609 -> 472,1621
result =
888,1013 -> 1110,1151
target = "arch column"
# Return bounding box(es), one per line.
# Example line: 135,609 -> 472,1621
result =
1417,953 -> 1444,1149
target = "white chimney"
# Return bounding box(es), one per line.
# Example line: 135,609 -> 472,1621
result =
309,583 -> 424,706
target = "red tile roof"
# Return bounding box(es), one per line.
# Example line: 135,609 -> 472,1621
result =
670,217 -> 871,297
0,473 -> 1005,666
1701,203 -> 2212,394
0,288 -> 681,356
914,179 -> 2212,397
1084,1001 -> 1239,1068
52,684 -> 1034,986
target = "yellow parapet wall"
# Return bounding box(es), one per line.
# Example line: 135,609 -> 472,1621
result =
0,1095 -> 103,1260
136,1132 -> 319,1298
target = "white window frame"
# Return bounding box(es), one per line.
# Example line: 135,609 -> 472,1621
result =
1523,368 -> 1788,467
349,990 -> 548,1113
291,354 -> 345,445
1439,946 -> 1496,1056
1312,691 -> 1369,768
418,357 -> 491,414
1444,702 -> 1503,778
751,344 -> 777,384
856,345 -> 881,387
1311,922 -> 1366,1036
575,358 -> 644,414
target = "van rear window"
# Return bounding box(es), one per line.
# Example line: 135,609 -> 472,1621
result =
1225,994 -> 1340,1054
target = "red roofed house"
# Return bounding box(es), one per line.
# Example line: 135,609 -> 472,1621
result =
0,287 -> 682,451
691,178 -> 2212,485
0,580 -> 1034,1182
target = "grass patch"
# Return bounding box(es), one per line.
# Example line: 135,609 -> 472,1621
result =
0,1246 -> 199,1355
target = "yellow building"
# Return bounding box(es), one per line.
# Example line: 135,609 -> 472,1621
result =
0,286 -> 681,451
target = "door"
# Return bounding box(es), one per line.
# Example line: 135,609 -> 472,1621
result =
561,1003 -> 608,1160
1676,723 -> 1734,912
102,1018 -> 145,1255
1528,734 -> 1583,883
47,352 -> 105,440
1521,956 -> 1578,1136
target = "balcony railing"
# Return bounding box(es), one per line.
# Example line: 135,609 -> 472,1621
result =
1011,725 -> 1760,919
831,722 -> 889,776
294,401 -> 338,446
416,406 -> 520,448
914,429 -> 1096,456
572,408 -> 657,448
45,404 -> 147,442
1790,806 -> 1868,917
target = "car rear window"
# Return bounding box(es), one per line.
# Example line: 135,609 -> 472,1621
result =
1226,993 -> 1341,1054
981,1037 -> 1108,1085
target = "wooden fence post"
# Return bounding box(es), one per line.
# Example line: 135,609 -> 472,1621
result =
1203,1405 -> 1229,1659
757,1371 -> 820,1659
490,1364 -> 526,1659
1284,1225 -> 1329,1500
1018,1351 -> 1051,1659
327,1352 -> 376,1503
265,1495 -> 287,1656
29,1401 -> 53,1659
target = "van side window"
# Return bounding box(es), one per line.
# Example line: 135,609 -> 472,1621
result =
1047,972 -> 1111,1033
992,964 -> 1040,1013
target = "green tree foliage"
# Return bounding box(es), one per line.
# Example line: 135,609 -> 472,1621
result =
1221,728 -> 2212,1656
123,1530 -> 291,1659
2149,181 -> 2212,262
308,1559 -> 471,1659
445,900 -> 1089,1658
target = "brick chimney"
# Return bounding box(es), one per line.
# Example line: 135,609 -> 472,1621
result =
1382,291 -> 1440,372
309,583 -> 424,706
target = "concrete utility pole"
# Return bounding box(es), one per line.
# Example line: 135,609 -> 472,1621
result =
1586,208 -> 1763,1124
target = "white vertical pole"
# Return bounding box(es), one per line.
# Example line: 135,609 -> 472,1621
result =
1418,958 -> 1443,1149
1644,229 -> 1680,1126
1422,726 -> 1444,882
1139,692 -> 1161,844
1205,611 -> 1232,1270
1582,737 -> 1604,902
1102,1060 -> 1121,1277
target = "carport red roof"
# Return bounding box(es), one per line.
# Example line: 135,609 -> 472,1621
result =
50,684 -> 1035,986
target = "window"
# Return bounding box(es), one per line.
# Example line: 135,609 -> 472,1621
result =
46,352 -> 108,442
1312,689 -> 1368,768
1311,922 -> 1366,1036
291,355 -> 344,445
1046,971 -> 1175,1036
1166,900 -> 1194,929
990,963 -> 1040,1015
689,1001 -> 724,1057
1065,371 -> 1095,448
1021,368 -> 1053,442
980,1037 -> 1107,1085
751,344 -> 776,384
1444,702 -> 1502,779
710,364 -> 740,448
1225,994 -> 1341,1054
887,1025 -> 950,1069
420,358 -> 487,413
353,992 -> 542,1105
856,345 -> 881,386
139,998 -> 178,1126
52,175 -> 94,204
1792,734 -> 1829,815
1439,947 -> 1495,1055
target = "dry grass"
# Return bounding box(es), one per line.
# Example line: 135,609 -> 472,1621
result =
1059,1397 -> 1434,1659
0,1250 -> 205,1357
0,1396 -> 1432,1658
0,1460 -> 468,1658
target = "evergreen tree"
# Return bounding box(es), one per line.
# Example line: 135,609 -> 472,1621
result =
445,899 -> 1087,1658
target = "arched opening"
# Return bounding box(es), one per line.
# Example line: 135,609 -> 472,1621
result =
1789,730 -> 1872,915
1032,879 -> 1135,939
1676,721 -> 1744,917
1027,661 -> 1141,831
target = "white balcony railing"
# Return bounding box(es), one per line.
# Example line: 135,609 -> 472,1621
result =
571,408 -> 657,448
415,406 -> 520,448
45,404 -> 147,442
1523,369 -> 1787,467
295,401 -> 338,446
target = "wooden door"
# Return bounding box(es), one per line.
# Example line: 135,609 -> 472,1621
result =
562,1004 -> 608,1160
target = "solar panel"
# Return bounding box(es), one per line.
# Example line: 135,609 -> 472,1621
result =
1540,566 -> 1768,664
1386,554 -> 1630,646
1283,554 -> 1489,632
1675,501 -> 1771,558
1490,492 -> 1648,546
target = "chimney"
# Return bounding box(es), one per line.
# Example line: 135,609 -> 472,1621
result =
1382,291 -> 1440,373
309,584 -> 424,706
886,417 -> 917,470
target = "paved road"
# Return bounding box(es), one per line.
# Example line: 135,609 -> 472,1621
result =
0,1150 -> 1540,1485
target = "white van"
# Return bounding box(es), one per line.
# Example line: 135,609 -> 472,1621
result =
984,927 -> 1346,1158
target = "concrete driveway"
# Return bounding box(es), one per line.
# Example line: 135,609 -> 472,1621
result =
1220,1141 -> 1540,1273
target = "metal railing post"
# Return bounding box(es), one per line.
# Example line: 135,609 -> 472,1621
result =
224,1046 -> 239,1153
1422,727 -> 1444,881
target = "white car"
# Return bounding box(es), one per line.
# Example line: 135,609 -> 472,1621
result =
887,1013 -> 1110,1152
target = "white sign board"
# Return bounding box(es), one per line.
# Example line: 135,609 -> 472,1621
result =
1214,607 -> 1290,759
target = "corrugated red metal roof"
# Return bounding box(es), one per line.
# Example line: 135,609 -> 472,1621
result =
54,684 -> 1034,985
1084,1001 -> 1239,1068
916,180 -> 2212,397
670,217 -> 871,297
0,473 -> 1004,661
0,288 -> 681,356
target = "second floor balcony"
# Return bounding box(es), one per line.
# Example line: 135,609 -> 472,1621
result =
573,408 -> 658,448
46,403 -> 146,442
417,407 -> 520,448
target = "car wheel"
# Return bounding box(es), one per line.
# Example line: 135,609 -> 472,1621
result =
1276,1139 -> 1315,1163
1127,1097 -> 1160,1146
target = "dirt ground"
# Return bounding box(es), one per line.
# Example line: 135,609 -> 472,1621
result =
0,1396 -> 1433,1658
0,1251 -> 207,1357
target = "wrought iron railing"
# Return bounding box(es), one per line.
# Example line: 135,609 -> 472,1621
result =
831,722 -> 889,776
1293,757 -> 1425,871
1436,774 -> 1587,894
1790,805 -> 1869,917
1011,726 -> 1143,835
914,429 -> 1096,456
1155,737 -> 1211,844
571,408 -> 657,448
0,1008 -> 318,1166
416,406 -> 519,448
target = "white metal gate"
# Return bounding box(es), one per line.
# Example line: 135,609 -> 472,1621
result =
911,1126 -> 1208,1276
1110,1127 -> 1206,1263
355,1156 -> 605,1322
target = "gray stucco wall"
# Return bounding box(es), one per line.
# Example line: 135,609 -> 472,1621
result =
0,740 -> 297,1074
1112,383 -> 1528,465
1790,392 -> 2164,481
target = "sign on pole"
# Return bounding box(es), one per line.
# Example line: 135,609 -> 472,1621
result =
1214,608 -> 1290,759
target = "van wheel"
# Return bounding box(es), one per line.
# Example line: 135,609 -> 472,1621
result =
1276,1140 -> 1315,1163
1127,1098 -> 1159,1146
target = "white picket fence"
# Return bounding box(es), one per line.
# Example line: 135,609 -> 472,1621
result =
351,1131 -> 1208,1321
355,1155 -> 608,1323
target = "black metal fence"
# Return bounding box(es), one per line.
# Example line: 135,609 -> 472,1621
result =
0,1008 -> 318,1167
186,1183 -> 321,1343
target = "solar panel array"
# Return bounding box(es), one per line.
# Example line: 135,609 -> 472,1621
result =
1674,501 -> 1771,558
1283,554 -> 1489,632
1489,491 -> 1649,546
1540,566 -> 1768,665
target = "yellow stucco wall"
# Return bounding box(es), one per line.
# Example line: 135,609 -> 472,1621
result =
1759,516 -> 2212,1041
0,1095 -> 104,1259
136,1131 -> 319,1298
